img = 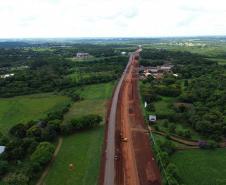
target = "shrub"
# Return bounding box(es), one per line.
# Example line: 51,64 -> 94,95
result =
208,140 -> 218,149
198,140 -> 208,149
166,163 -> 180,181
5,173 -> 29,185
71,114 -> 102,130
163,120 -> 169,128
60,123 -> 74,135
9,123 -> 26,138
183,130 -> 191,139
30,142 -> 55,167
26,125 -> 42,139
159,140 -> 176,155
0,160 -> 9,175
153,125 -> 159,131
169,124 -> 176,134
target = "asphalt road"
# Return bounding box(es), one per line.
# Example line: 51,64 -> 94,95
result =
103,49 -> 141,185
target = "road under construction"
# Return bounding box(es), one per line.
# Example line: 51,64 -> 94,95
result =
100,49 -> 161,185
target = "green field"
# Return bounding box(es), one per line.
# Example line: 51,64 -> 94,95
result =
0,93 -> 70,133
154,96 -> 175,116
44,82 -> 114,185
208,58 -> 226,65
171,149 -> 226,185
152,133 -> 186,148
63,82 -> 114,123
44,127 -> 103,185
156,120 -> 202,140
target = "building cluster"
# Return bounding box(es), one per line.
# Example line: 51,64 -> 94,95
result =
0,73 -> 14,79
139,64 -> 177,80
76,52 -> 90,58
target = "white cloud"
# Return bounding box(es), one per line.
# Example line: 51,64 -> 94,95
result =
0,0 -> 226,38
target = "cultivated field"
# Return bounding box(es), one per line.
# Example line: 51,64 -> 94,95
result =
171,149 -> 226,185
0,93 -> 70,133
43,82 -> 114,185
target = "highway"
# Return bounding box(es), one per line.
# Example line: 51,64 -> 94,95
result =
103,52 -> 137,185
102,48 -> 161,185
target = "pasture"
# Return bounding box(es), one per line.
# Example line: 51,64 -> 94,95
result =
0,93 -> 70,133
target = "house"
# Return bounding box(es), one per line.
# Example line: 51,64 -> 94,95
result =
0,73 -> 14,79
160,64 -> 174,72
149,115 -> 157,122
76,52 -> 89,58
0,146 -> 6,155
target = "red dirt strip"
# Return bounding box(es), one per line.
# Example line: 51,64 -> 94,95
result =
100,50 -> 161,185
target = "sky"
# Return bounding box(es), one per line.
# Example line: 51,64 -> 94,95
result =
0,0 -> 226,38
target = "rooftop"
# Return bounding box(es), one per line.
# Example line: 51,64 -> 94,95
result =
0,146 -> 6,154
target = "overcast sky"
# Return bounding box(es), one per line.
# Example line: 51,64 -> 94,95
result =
0,0 -> 226,38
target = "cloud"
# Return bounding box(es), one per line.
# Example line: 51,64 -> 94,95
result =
0,0 -> 226,38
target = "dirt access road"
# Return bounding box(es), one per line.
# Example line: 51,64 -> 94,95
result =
100,49 -> 161,185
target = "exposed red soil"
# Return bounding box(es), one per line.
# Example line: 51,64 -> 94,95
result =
100,53 -> 161,185
115,57 -> 161,185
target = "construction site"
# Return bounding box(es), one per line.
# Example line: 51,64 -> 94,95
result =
100,50 -> 161,185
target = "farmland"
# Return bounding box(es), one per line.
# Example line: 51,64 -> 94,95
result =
171,149 -> 226,185
43,82 -> 114,185
0,93 -> 70,133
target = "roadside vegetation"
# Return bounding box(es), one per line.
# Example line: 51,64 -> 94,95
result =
139,45 -> 226,185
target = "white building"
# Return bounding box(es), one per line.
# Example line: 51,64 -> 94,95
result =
0,146 -> 5,154
76,52 -> 89,58
0,73 -> 14,79
149,115 -> 157,122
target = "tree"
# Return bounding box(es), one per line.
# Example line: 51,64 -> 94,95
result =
159,140 -> 176,155
166,163 -> 180,181
163,120 -> 169,128
26,125 -> 42,139
9,123 -> 26,138
184,79 -> 188,87
5,173 -> 29,185
71,114 -> 102,130
30,142 -> 55,166
0,160 -> 8,175
183,130 -> 191,139
169,124 -> 176,134
208,140 -> 218,149
146,103 -> 155,112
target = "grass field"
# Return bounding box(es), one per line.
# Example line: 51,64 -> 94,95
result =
152,133 -> 186,148
63,82 -> 114,123
156,120 -> 202,140
208,57 -> 226,65
44,127 -> 104,185
0,93 -> 70,133
44,82 -> 114,185
171,149 -> 226,185
154,96 -> 175,115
